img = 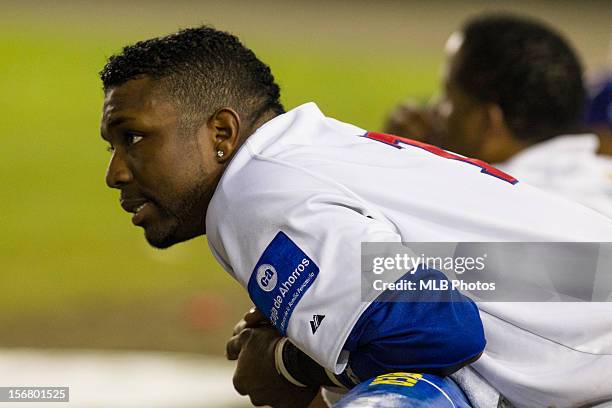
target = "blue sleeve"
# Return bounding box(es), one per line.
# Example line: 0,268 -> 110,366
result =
341,268 -> 485,383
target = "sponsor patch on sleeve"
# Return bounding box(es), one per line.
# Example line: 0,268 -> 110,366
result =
247,231 -> 319,335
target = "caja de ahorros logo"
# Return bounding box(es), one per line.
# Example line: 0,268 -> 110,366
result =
257,264 -> 278,292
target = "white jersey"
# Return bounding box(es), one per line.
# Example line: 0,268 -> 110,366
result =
205,103 -> 612,407
499,134 -> 612,218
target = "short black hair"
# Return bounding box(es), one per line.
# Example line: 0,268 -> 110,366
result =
100,26 -> 284,133
453,13 -> 585,142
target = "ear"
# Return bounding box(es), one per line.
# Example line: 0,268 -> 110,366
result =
480,103 -> 525,162
483,103 -> 512,140
208,108 -> 241,163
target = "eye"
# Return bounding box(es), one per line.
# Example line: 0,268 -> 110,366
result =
125,132 -> 144,147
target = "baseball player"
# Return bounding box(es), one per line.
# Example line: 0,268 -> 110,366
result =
100,26 -> 612,407
385,13 -> 612,218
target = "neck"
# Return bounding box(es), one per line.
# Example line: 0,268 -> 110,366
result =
253,109 -> 280,131
479,131 -> 532,164
595,128 -> 612,156
239,109 -> 281,144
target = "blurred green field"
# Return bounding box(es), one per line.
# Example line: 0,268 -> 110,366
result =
0,3 -> 439,353
1,0 -> 608,354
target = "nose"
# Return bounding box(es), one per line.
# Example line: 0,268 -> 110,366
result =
105,150 -> 133,189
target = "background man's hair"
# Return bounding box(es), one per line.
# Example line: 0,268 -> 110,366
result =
100,26 -> 285,133
454,13 -> 585,142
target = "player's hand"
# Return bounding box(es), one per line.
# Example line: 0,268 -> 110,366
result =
226,326 -> 319,407
383,101 -> 445,146
232,306 -> 271,336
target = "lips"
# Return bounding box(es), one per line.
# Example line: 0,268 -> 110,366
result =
121,197 -> 155,226
120,197 -> 149,214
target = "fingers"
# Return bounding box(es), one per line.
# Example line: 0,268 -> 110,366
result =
244,307 -> 269,326
232,307 -> 271,336
228,307 -> 274,361
383,102 -> 437,142
389,109 -> 428,139
249,395 -> 269,407
232,319 -> 247,336
229,326 -> 315,408
232,371 -> 247,395
226,328 -> 252,361
232,375 -> 274,407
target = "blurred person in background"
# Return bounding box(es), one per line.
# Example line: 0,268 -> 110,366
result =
385,13 -> 612,218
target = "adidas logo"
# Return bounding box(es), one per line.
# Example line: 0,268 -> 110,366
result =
309,314 -> 325,334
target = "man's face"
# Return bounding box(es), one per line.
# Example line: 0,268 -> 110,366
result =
436,32 -> 487,157
100,76 -> 218,248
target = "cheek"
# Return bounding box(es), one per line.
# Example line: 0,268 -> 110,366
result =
130,151 -> 188,195
439,99 -> 462,136
131,138 -> 213,201
443,106 -> 462,142
462,110 -> 485,141
159,153 -> 211,201
442,106 -> 477,154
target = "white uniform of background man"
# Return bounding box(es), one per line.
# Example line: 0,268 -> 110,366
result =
500,134 -> 612,218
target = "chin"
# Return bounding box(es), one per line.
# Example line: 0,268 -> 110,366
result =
143,225 -> 182,249
145,237 -> 177,249
144,234 -> 178,249
143,224 -> 202,249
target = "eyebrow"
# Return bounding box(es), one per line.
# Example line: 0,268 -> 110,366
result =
107,116 -> 130,128
100,116 -> 131,141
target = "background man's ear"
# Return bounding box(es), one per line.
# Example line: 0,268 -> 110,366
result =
209,108 -> 241,163
483,103 -> 511,140
480,103 -> 529,163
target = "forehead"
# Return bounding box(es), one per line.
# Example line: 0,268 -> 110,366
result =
445,31 -> 464,57
101,76 -> 177,128
442,31 -> 465,86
